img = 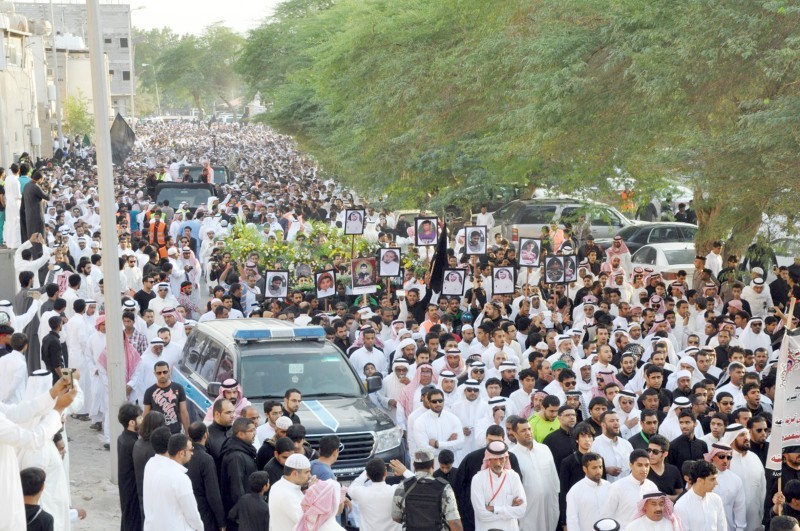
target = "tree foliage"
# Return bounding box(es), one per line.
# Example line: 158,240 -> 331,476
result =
63,90 -> 93,136
238,0 -> 800,252
134,25 -> 245,116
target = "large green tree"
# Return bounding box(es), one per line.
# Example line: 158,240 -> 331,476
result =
238,0 -> 800,252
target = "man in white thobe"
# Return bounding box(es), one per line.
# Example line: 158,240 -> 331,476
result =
411,388 -> 464,463
3,165 -> 21,249
142,433 -> 203,530
452,379 -> 489,460
470,440 -> 527,531
509,418 -> 559,531
0,334 -> 28,404
707,443 -> 747,531
674,459 -> 728,530
591,411 -> 635,483
64,300 -> 93,417
269,453 -> 311,531
601,449 -> 658,527
725,424 -> 766,531
566,452 -> 611,531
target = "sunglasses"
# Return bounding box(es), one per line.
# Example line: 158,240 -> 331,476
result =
429,399 -> 444,404
465,388 -> 479,393
155,370 -> 169,375
719,401 -> 734,406
754,428 -> 768,433
716,454 -> 733,461
647,448 -> 663,455
473,369 -> 485,373
563,381 -> 576,387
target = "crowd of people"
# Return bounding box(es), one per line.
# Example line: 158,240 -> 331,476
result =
1,120 -> 800,531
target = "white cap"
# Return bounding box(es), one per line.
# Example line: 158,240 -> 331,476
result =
676,369 -> 692,381
275,417 -> 294,430
285,453 -> 311,469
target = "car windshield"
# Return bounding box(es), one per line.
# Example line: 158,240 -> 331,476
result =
239,342 -> 364,399
156,187 -> 214,209
663,249 -> 696,265
182,166 -> 228,184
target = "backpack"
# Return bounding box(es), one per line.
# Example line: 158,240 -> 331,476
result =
401,475 -> 449,531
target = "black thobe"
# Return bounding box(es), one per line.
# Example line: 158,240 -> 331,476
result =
187,443 -> 226,531
206,421 -> 230,466
543,427 -> 577,472
453,446 -> 522,531
766,464 -> 800,526
132,439 -> 155,522
628,431 -> 652,451
219,437 -> 258,531
666,435 -> 708,471
227,493 -> 269,531
117,429 -> 142,531
20,180 -> 49,242
499,378 -> 520,398
25,504 -> 54,531
41,331 -> 63,384
263,457 -> 284,494
14,287 -> 41,374
750,440 -> 768,466
256,437 -> 277,471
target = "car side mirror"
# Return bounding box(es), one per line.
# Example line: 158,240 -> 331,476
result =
366,375 -> 382,394
207,381 -> 221,397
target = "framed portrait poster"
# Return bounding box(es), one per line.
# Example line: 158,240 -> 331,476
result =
351,257 -> 378,295
492,266 -> 516,295
442,268 -> 466,296
265,270 -> 289,298
415,217 -> 439,246
518,238 -> 542,268
544,256 -> 565,284
378,247 -> 402,278
315,271 -> 337,299
464,226 -> 487,256
344,209 -> 366,235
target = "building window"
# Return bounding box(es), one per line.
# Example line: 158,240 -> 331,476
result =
122,71 -> 130,81
104,38 -> 112,44
120,37 -> 128,48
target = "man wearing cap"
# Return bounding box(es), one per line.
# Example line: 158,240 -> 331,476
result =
469,440 -> 526,530
626,492 -> 684,531
725,422 -> 767,531
392,448 -> 461,530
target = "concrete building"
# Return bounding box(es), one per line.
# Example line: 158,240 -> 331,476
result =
0,9 -> 44,163
13,0 -> 135,118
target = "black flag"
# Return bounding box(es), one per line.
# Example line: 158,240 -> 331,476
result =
109,113 -> 135,166
428,222 -> 449,294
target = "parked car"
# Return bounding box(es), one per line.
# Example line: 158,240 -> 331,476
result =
630,242 -> 696,282
772,238 -> 800,268
489,198 -> 633,244
595,222 -> 698,253
174,319 -> 404,480
154,182 -> 217,215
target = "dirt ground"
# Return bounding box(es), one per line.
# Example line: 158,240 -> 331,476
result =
67,416 -> 122,529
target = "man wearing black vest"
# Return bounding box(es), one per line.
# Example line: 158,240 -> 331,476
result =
392,448 -> 463,531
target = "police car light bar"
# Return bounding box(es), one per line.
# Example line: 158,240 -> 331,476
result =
233,326 -> 326,342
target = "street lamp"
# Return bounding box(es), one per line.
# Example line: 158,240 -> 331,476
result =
140,63 -> 162,116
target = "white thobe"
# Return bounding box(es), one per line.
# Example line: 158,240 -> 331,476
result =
86,331 -> 107,419
149,294 -> 179,326
412,409 -> 464,463
143,454 -> 203,530
348,471 -> 401,531
674,488 -> 728,531
601,474 -> 658,526
591,434 -> 634,483
470,468 -> 527,531
0,351 -> 28,403
268,477 -> 304,531
65,313 -> 92,415
3,172 -> 21,249
626,516 -> 682,531
349,347 -> 388,379
714,469 -> 746,531
566,477 -> 611,531
0,391 -> 62,531
509,442 -> 559,531
729,451 -> 766,531
452,398 -> 489,459
376,374 -> 406,414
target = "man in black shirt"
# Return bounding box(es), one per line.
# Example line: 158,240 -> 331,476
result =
134,275 -> 157,315
206,398 -> 234,463
558,422 -> 599,529
629,409 -> 660,451
666,410 -> 708,471
748,416 -> 769,466
21,467 -> 55,531
282,388 -> 302,424
117,403 -> 143,531
143,361 -> 189,434
543,405 -> 578,472
40,315 -> 64,384
186,421 -> 227,531
646,434 -> 684,500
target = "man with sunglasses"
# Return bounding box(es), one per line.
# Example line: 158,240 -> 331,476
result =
412,388 -> 464,462
142,360 -> 189,435
705,442 -> 747,531
646,434 -> 683,501
747,416 -> 769,466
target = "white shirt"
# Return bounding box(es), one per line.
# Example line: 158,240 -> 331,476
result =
674,488 -> 728,531
591,434 -> 634,483
566,477 -> 611,531
626,516 -> 681,531
143,454 -> 203,531
268,477 -> 304,531
600,474 -> 658,526
349,346 -> 387,379
509,442 -> 559,531
0,351 -> 28,404
714,469 -> 746,531
729,450 -> 766,531
470,468 -> 527,531
412,409 -> 464,460
348,471 -> 401,531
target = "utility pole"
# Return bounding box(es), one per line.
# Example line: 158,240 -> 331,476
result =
86,0 -> 125,484
49,0 -> 64,150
